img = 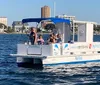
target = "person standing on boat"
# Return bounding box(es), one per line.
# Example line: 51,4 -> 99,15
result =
29,27 -> 37,45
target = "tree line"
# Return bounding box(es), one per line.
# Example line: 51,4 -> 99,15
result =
94,25 -> 100,32
4,25 -> 100,33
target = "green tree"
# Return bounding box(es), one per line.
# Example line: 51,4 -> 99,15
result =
94,25 -> 100,32
22,25 -> 26,33
6,26 -> 15,33
74,27 -> 78,32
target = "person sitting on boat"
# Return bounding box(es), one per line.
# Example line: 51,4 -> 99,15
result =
29,27 -> 37,45
51,33 -> 62,43
37,35 -> 44,45
56,33 -> 62,43
53,33 -> 58,41
48,33 -> 56,44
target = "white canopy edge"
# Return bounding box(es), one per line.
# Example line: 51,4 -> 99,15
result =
73,20 -> 97,25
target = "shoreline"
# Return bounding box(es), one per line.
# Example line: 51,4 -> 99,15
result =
0,32 -> 51,35
0,32 -> 100,35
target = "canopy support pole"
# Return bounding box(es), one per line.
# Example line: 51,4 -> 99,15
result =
62,22 -> 65,43
72,21 -> 75,42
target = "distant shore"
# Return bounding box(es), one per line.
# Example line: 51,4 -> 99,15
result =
0,32 -> 100,35
0,32 -> 51,35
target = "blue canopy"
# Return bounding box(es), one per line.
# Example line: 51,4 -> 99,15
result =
22,17 -> 70,24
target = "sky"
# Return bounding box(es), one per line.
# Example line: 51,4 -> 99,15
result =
0,0 -> 100,26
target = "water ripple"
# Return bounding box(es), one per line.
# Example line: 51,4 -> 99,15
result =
0,34 -> 100,85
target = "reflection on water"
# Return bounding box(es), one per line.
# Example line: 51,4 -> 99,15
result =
0,34 -> 100,85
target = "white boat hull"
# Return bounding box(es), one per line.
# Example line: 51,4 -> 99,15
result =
16,54 -> 100,68
43,54 -> 100,65
11,42 -> 100,68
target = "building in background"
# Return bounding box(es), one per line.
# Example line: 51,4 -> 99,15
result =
0,17 -> 7,33
0,17 -> 7,26
56,14 -> 78,32
12,21 -> 29,33
56,14 -> 76,21
41,6 -> 51,18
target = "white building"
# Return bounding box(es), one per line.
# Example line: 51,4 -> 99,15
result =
0,17 -> 7,26
56,14 -> 77,29
0,17 -> 7,33
56,14 -> 76,21
12,21 -> 29,33
56,14 -> 80,34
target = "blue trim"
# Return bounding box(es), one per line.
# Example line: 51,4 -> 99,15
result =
43,60 -> 100,66
17,59 -> 100,67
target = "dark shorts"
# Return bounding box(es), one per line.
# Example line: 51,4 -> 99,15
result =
30,37 -> 35,45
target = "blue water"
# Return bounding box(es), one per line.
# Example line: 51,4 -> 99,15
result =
0,34 -> 100,85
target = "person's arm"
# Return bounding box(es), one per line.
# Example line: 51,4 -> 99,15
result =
46,38 -> 50,44
42,39 -> 44,44
34,33 -> 37,44
53,39 -> 56,43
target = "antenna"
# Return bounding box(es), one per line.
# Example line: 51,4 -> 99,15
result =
54,2 -> 56,17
